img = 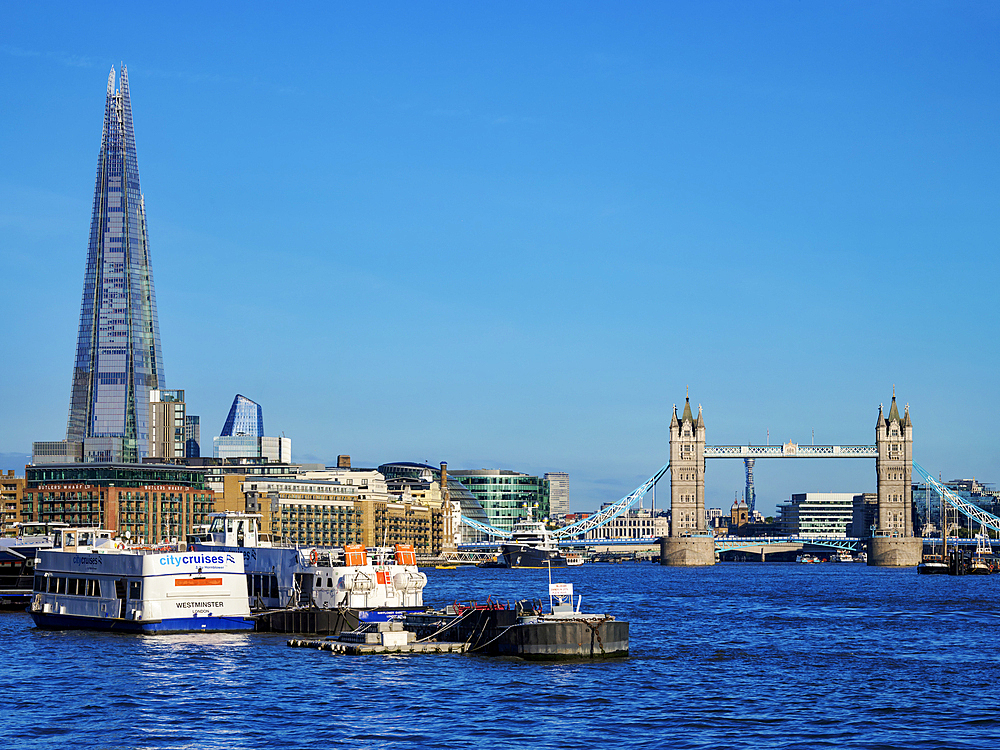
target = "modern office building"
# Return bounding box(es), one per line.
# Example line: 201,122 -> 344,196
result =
851,492 -> 878,538
448,469 -> 550,533
776,493 -> 857,538
32,441 -> 84,465
60,65 -> 165,464
221,395 -> 264,437
214,435 -> 292,462
184,415 -> 201,458
213,394 -> 291,462
20,463 -> 214,542
148,389 -> 186,459
545,472 -> 570,516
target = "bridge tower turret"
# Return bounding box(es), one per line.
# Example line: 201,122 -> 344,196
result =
668,396 -> 706,536
661,393 -> 715,565
875,391 -> 913,536
870,390 -> 921,566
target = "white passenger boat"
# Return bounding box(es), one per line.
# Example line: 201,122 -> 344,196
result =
29,527 -> 253,633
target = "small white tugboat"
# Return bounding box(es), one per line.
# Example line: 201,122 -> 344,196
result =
29,527 -> 253,633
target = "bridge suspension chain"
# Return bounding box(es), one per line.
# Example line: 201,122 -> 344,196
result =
553,463 -> 670,539
459,515 -> 512,539
912,462 -> 1000,534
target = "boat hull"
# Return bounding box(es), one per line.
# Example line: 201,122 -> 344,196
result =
916,562 -> 949,575
30,611 -> 255,633
404,609 -> 628,659
0,592 -> 32,611
493,619 -> 629,660
254,606 -> 427,634
499,544 -> 567,569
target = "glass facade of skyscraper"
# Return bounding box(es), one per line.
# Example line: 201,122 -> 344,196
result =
220,394 -> 265,437
66,65 -> 164,463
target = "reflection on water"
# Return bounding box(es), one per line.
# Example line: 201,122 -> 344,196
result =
6,564 -> 1000,749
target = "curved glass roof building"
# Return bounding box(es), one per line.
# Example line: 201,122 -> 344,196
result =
66,65 -> 164,463
220,394 -> 265,437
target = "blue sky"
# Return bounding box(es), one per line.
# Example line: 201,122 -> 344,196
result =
2,2 -> 998,514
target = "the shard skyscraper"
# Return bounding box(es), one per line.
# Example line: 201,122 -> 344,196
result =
66,65 -> 164,463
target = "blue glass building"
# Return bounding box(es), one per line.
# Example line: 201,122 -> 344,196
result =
220,395 -> 265,437
66,65 -> 165,463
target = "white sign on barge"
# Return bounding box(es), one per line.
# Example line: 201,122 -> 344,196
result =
29,528 -> 254,633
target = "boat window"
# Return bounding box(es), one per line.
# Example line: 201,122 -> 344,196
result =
268,575 -> 278,598
88,579 -> 101,597
315,576 -> 322,588
47,577 -> 57,593
33,575 -> 43,592
67,578 -> 78,596
209,517 -> 225,533
56,577 -> 66,594
128,581 -> 142,600
114,579 -> 126,599
327,578 -> 333,588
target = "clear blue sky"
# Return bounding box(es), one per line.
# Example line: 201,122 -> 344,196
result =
2,2 -> 998,514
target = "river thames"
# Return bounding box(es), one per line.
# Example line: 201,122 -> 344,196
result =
3,563 -> 998,749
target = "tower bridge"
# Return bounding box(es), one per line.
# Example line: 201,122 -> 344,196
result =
662,390 -> 917,566
459,390 -> 943,567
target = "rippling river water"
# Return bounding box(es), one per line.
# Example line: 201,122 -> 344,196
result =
4,563 -> 999,749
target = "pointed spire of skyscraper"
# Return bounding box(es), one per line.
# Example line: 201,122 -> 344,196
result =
66,65 -> 164,462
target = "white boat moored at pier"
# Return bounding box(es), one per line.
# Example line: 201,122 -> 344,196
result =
29,527 -> 253,633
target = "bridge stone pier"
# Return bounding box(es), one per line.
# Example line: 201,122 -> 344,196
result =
659,390 -> 922,568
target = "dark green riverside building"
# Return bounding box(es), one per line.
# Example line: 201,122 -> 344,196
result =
449,470 -> 550,533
